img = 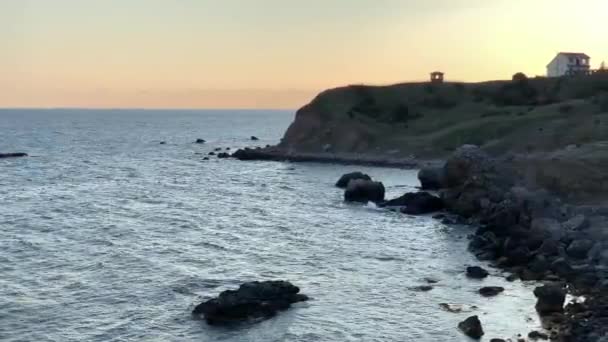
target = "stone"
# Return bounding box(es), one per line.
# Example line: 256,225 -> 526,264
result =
412,285 -> 434,292
418,167 -> 447,190
344,180 -> 385,203
466,266 -> 489,279
458,315 -> 484,339
479,286 -> 505,297
159,141 -> 166,144
379,192 -> 444,215
534,283 -> 566,315
0,152 -> 28,158
551,258 -> 575,279
192,280 -> 308,325
490,339 -> 507,342
195,139 -> 206,144
528,330 -> 549,340
208,152 -> 216,156
566,239 -> 594,259
251,136 -> 259,141
217,152 -> 230,159
562,215 -> 589,231
335,172 -> 372,188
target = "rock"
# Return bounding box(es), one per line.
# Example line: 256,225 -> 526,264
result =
528,330 -> 549,340
444,145 -> 491,187
458,315 -> 484,339
192,280 -> 308,325
534,283 -> 566,315
566,239 -> 594,259
203,157 -> 209,160
424,277 -> 440,284
538,239 -> 560,256
504,246 -> 531,266
251,136 -> 259,141
479,286 -> 504,297
195,139 -> 206,144
335,172 -> 372,188
551,258 -> 575,279
562,214 -> 589,231
217,152 -> 230,159
529,255 -> 551,275
344,180 -> 385,203
412,285 -> 434,292
466,266 -> 489,279
380,192 -> 444,215
214,147 -> 222,151
418,167 -> 447,190
490,339 -> 507,342
159,141 -> 166,145
208,152 -> 216,156
0,152 -> 28,158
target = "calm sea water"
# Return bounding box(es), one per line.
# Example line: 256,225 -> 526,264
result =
1,109 -> 541,341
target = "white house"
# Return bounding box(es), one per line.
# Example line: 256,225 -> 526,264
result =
547,52 -> 591,77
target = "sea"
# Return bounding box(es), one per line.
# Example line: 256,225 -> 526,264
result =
0,109 -> 542,341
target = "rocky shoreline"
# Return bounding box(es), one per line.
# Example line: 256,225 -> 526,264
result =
231,146 -> 441,169
229,144 -> 608,341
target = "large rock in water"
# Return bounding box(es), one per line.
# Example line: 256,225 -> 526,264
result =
192,280 -> 308,325
418,167 -> 447,190
0,153 -> 28,159
344,180 -> 385,203
380,192 -> 444,215
458,315 -> 484,339
335,172 -> 372,188
534,283 -> 566,315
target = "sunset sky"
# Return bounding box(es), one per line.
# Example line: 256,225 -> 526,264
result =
1,0 -> 607,109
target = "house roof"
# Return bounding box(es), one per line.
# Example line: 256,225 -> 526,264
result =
557,52 -> 590,59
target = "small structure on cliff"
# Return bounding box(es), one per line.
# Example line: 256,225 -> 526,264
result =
430,71 -> 444,83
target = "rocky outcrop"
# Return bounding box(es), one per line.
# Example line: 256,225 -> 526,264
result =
335,172 -> 372,188
458,315 -> 484,339
379,192 -> 444,215
0,153 -> 28,159
344,180 -> 385,203
534,283 -> 566,315
192,281 -> 308,325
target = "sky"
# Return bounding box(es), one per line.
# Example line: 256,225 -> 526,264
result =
1,0 -> 607,109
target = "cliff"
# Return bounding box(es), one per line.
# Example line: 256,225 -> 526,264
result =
279,74 -> 608,159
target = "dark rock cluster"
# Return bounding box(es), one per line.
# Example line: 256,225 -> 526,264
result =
193,280 -> 308,325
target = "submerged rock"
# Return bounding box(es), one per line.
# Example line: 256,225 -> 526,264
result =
344,179 -> 385,203
335,172 -> 372,188
251,136 -> 259,141
159,141 -> 166,145
192,280 -> 308,325
466,266 -> 489,279
534,283 -> 566,315
195,139 -> 206,144
458,315 -> 484,339
479,286 -> 505,297
0,152 -> 28,159
217,152 -> 230,159
528,330 -> 549,340
380,192 -> 444,215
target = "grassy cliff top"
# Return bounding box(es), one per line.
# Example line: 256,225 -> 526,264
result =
280,73 -> 608,158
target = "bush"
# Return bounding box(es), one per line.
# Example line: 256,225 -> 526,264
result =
512,72 -> 528,82
492,80 -> 538,106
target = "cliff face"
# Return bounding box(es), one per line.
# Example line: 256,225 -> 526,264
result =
278,74 -> 608,159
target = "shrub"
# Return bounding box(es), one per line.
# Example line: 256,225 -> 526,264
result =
512,72 -> 528,82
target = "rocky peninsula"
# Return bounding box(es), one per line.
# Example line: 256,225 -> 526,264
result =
230,73 -> 608,340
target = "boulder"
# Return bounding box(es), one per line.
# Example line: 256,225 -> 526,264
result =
214,147 -> 222,151
466,266 -> 489,279
551,258 -> 575,279
566,239 -> 594,259
251,136 -> 259,141
335,172 -> 372,188
159,141 -> 166,145
344,180 -> 385,203
528,331 -> 549,340
0,152 -> 28,158
380,192 -> 444,215
534,283 -> 566,314
208,152 -> 216,156
192,280 -> 308,325
418,167 -> 447,190
458,315 -> 484,339
562,214 -> 589,231
217,152 -> 230,159
444,145 -> 491,187
195,139 -> 206,144
479,286 -> 505,297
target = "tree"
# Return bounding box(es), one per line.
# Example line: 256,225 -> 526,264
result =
601,61 -> 606,71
